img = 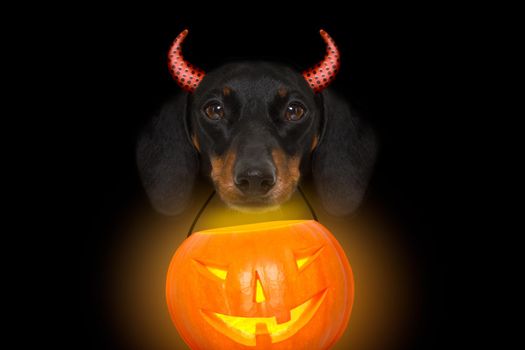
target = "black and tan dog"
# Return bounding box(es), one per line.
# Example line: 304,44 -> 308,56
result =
137,30 -> 376,216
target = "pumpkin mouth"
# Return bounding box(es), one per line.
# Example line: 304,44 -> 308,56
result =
200,288 -> 328,346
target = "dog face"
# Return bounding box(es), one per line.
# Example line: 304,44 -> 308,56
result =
189,63 -> 321,211
137,30 -> 377,216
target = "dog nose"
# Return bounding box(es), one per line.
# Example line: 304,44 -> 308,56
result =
234,167 -> 276,195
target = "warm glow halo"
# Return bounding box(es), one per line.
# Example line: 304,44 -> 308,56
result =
198,220 -> 310,235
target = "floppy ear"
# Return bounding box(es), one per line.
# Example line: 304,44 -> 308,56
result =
312,90 -> 377,216
136,93 -> 198,215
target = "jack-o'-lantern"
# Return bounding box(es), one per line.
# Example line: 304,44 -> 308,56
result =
166,219 -> 354,349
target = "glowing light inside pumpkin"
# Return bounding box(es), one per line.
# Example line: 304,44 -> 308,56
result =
201,288 -> 328,346
295,246 -> 324,271
296,257 -> 309,269
206,266 -> 227,280
255,276 -> 266,303
193,259 -> 229,281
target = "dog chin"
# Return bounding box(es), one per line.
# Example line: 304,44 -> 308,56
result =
226,202 -> 282,213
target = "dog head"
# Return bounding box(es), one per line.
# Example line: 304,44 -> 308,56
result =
188,62 -> 321,212
137,30 -> 377,216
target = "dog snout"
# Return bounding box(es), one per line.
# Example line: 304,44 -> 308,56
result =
234,164 -> 276,195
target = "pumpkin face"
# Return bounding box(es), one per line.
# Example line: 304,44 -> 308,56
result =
166,220 -> 354,350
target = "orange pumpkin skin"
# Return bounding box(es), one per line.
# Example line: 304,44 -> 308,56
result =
166,220 -> 354,350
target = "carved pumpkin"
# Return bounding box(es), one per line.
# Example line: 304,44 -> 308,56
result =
166,220 -> 354,350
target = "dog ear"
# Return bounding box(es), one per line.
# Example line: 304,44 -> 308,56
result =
136,93 -> 198,215
312,90 -> 377,216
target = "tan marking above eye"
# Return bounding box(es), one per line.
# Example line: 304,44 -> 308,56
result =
193,259 -> 228,280
294,246 -> 324,271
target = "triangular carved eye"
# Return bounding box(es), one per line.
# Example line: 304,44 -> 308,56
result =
207,266 -> 228,280
193,259 -> 228,281
294,246 -> 324,272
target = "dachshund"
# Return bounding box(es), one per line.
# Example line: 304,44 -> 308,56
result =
137,30 -> 377,216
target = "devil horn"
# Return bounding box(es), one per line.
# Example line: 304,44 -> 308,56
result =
302,30 -> 340,93
168,29 -> 206,92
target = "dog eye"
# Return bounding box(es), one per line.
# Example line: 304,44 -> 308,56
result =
285,103 -> 306,121
203,102 -> 225,120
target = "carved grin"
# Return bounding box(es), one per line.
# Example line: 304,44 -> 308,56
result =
200,288 -> 328,346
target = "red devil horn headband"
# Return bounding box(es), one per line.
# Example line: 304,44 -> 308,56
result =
167,29 -> 206,92
302,30 -> 341,92
168,29 -> 340,93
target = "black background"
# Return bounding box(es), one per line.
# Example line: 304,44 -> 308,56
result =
34,4 -> 479,349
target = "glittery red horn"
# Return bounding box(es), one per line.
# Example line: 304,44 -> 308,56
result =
168,29 -> 205,92
302,30 -> 341,93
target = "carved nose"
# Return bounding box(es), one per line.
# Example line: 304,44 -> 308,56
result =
234,167 -> 276,195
